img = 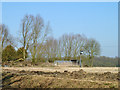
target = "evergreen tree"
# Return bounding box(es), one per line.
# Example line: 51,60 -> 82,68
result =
2,45 -> 17,61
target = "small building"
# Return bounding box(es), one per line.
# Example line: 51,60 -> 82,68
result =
71,60 -> 79,65
54,60 -> 79,66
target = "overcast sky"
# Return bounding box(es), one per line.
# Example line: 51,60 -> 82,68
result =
2,2 -> 118,57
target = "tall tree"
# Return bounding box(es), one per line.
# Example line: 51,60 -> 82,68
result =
30,15 -> 44,63
61,34 -> 69,59
84,38 -> 100,67
72,34 -> 83,59
20,15 -> 33,60
36,22 -> 51,61
57,38 -> 63,60
0,24 -> 16,51
44,36 -> 57,62
59,33 -> 86,60
0,25 -> 2,63
0,24 -> 9,50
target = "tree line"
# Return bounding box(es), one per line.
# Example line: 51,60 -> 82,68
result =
0,14 -> 100,67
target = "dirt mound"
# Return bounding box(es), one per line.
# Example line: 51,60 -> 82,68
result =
71,69 -> 86,74
78,69 -> 87,74
2,71 -> 118,88
69,69 -> 87,79
3,69 -> 118,82
102,72 -> 118,81
87,72 -> 118,81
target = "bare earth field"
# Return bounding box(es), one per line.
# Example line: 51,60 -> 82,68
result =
2,67 -> 119,88
2,67 -> 118,73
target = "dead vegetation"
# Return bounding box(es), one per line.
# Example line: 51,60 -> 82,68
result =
2,68 -> 119,88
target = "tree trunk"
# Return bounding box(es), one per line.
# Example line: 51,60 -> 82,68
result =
23,48 -> 25,60
32,46 -> 36,63
0,30 -> 2,63
32,39 -> 36,63
91,56 -> 94,67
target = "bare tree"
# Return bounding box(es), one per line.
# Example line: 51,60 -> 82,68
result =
0,25 -> 2,63
72,34 -> 82,59
20,15 -> 33,60
61,34 -> 69,59
59,33 -> 86,60
30,15 -> 44,63
67,34 -> 73,60
84,38 -> 100,67
0,24 -> 15,50
57,38 -> 63,60
44,36 -> 58,62
36,22 -> 51,61
0,24 -> 16,63
0,24 -> 8,50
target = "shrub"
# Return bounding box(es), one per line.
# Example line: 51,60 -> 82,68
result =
2,45 -> 17,61
16,47 -> 28,60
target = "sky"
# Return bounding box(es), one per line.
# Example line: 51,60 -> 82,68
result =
2,2 -> 118,57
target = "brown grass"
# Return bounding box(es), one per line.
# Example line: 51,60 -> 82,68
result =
2,67 -> 119,88
3,67 -> 118,73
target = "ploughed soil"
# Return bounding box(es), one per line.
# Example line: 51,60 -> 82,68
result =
2,69 -> 119,88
